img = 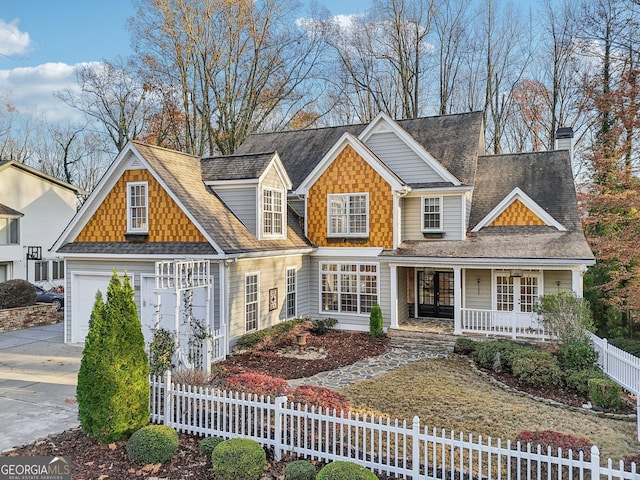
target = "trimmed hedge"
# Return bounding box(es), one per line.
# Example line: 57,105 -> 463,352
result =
126,425 -> 178,464
588,377 -> 622,410
211,438 -> 266,480
511,349 -> 563,387
473,340 -> 525,373
0,279 -> 36,309
316,461 -> 378,480
558,339 -> 598,372
199,436 -> 225,458
284,460 -> 316,480
453,337 -> 478,355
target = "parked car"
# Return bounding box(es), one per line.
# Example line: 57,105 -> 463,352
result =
35,285 -> 64,311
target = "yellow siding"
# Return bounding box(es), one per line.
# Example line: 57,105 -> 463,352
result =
77,169 -> 207,242
307,145 -> 393,249
490,199 -> 546,227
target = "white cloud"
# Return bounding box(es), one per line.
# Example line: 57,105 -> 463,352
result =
0,62 -> 95,122
0,19 -> 31,56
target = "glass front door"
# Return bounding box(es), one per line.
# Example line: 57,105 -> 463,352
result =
417,269 -> 454,318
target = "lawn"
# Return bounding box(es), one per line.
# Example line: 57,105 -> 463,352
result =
340,356 -> 640,461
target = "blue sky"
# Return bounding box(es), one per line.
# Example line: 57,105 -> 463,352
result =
0,0 -> 371,121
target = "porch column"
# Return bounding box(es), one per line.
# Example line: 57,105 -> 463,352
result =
390,264 -> 399,329
453,266 -> 462,335
572,267 -> 584,297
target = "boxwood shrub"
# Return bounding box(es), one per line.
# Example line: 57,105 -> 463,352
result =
199,435 -> 225,458
211,437 -> 266,480
126,425 -> 179,464
284,459 -> 316,480
473,340 -> 526,373
511,349 -> 563,387
316,461 -> 378,480
588,377 -> 622,410
558,339 -> 598,372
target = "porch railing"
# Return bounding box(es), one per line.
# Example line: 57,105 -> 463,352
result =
460,308 -> 553,340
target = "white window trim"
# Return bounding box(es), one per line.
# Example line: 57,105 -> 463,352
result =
126,181 -> 149,233
0,216 -> 20,245
491,270 -> 544,313
261,186 -> 286,239
286,266 -> 297,319
327,193 -> 370,237
245,272 -> 260,333
319,261 -> 379,316
421,196 -> 443,232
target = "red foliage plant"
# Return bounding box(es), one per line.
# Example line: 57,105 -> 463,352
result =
224,372 -> 289,397
287,385 -> 349,412
514,431 -> 594,460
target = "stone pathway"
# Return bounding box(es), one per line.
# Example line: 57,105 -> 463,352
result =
287,329 -> 456,390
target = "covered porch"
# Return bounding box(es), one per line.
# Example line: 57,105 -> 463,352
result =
388,263 -> 586,340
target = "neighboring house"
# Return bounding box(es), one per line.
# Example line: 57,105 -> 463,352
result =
52,112 -> 595,358
0,160 -> 83,287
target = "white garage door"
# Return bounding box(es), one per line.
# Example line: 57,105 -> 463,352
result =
69,272 -> 115,343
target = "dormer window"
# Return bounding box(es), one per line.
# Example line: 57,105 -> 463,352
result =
127,182 -> 148,233
328,193 -> 368,237
422,196 -> 443,232
263,187 -> 284,237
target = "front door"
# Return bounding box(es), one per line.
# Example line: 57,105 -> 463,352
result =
417,270 -> 454,318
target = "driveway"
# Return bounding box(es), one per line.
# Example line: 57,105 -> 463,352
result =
0,323 -> 83,452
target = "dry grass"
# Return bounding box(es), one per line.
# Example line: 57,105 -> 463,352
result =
340,356 -> 640,461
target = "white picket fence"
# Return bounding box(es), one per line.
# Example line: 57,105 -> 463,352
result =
150,373 -> 639,479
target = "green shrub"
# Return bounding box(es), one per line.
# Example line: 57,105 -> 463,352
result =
316,461 -> 378,480
511,349 -> 563,387
369,303 -> 384,338
199,436 -> 225,458
235,329 -> 270,351
0,279 -> 36,309
453,338 -> 478,355
588,377 -> 622,410
537,292 -> 594,342
149,328 -> 176,377
126,425 -> 178,464
211,438 -> 266,480
234,318 -> 305,351
76,271 -> 150,442
309,318 -> 338,335
610,338 -> 640,357
565,368 -> 607,394
473,340 -> 525,372
284,460 -> 316,480
558,338 -> 598,372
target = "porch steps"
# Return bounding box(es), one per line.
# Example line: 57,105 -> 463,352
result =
387,329 -> 457,356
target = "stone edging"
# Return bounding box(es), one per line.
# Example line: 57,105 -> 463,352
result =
464,356 -> 637,422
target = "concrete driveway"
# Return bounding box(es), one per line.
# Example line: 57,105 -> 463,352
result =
0,323 -> 83,452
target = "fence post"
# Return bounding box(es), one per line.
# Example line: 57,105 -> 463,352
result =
590,445 -> 600,478
602,338 -> 609,372
164,370 -> 172,428
412,416 -> 420,479
637,395 -> 640,442
274,396 -> 287,461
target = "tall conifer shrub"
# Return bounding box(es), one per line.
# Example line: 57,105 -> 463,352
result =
76,270 -> 150,442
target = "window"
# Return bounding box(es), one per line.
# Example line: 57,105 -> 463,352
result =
495,272 -> 541,313
328,194 -> 368,236
52,260 -> 65,280
422,196 -> 443,231
35,261 -> 48,282
0,217 -> 19,245
320,263 -> 378,315
245,273 -> 259,332
127,182 -> 148,233
286,267 -> 296,319
263,188 -> 284,236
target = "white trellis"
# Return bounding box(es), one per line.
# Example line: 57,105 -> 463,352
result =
154,260 -> 224,372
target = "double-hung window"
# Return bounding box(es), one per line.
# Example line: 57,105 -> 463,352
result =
127,182 -> 148,233
263,187 -> 284,237
286,267 -> 296,319
35,261 -> 48,282
245,273 -> 259,332
52,260 -> 65,280
422,196 -> 443,232
0,217 -> 19,245
328,193 -> 368,237
320,262 -> 378,315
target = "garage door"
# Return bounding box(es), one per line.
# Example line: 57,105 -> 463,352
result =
69,272 -> 122,343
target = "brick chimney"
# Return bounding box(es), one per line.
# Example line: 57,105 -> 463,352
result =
554,127 -> 574,159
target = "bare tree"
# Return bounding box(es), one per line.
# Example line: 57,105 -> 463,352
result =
55,57 -> 151,153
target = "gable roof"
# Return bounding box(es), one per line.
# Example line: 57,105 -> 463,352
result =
201,152 -> 276,182
296,133 -> 405,194
235,111 -> 484,190
469,151 -> 582,231
55,141 -> 311,256
0,203 -> 23,217
0,160 -> 86,195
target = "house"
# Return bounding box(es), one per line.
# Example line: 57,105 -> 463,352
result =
0,160 -> 83,287
52,112 -> 595,361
